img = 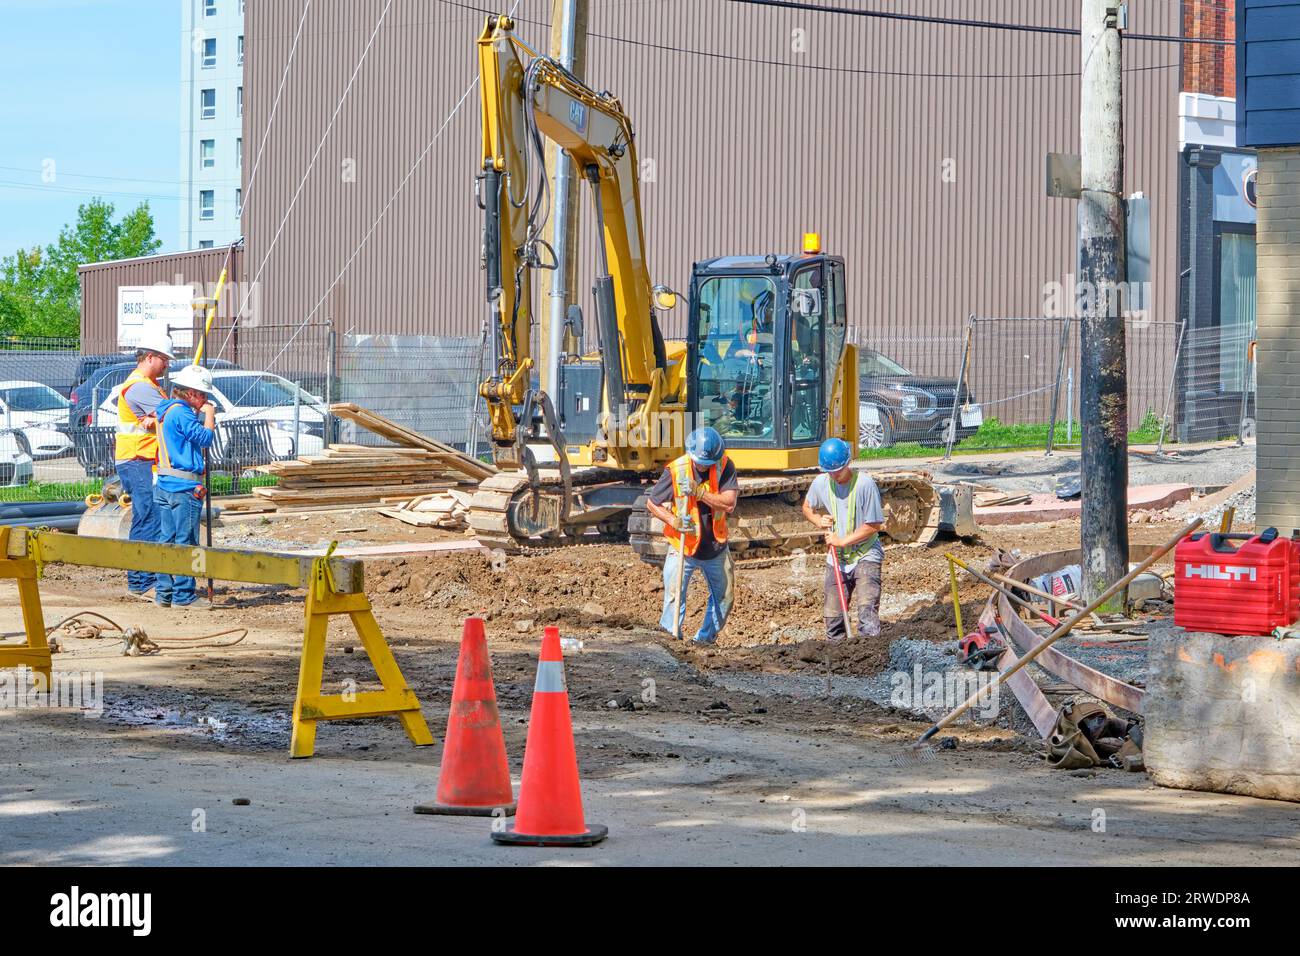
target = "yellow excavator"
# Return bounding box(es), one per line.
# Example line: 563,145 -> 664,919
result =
469,15 -> 956,559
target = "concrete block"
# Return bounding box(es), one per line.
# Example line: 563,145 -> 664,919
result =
1146,629 -> 1300,803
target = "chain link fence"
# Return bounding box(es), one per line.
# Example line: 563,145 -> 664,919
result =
336,333 -> 489,453
0,336 -> 94,501
853,316 -> 1246,458
0,311 -> 1254,503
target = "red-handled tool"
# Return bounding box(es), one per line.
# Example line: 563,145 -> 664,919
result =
829,545 -> 852,642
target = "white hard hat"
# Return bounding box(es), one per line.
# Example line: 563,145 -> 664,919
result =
135,331 -> 176,359
172,364 -> 214,394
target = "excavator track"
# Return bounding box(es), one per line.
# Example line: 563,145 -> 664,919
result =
469,466 -> 938,562
467,467 -> 641,554
628,470 -> 938,564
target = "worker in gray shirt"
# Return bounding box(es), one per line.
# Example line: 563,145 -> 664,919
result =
112,332 -> 173,598
802,438 -> 885,642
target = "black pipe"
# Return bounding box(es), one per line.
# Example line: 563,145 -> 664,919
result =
0,501 -> 88,520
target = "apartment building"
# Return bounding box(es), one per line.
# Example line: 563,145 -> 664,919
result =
180,0 -> 244,250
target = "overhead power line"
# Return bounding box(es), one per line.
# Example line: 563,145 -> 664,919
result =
221,0 -> 523,413
0,179 -> 241,205
437,0 -> 1197,79
241,0 -> 314,216
724,0 -> 1233,45
219,0 -> 395,360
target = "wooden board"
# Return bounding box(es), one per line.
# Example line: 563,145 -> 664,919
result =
252,481 -> 461,506
330,403 -> 496,480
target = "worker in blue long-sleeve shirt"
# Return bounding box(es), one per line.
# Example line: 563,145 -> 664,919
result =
153,364 -> 217,609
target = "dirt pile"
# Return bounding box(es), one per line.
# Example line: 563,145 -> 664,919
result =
364,540 -> 998,678
367,545 -> 663,630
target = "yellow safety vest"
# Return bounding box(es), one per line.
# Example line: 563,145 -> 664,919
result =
663,453 -> 730,557
114,369 -> 166,462
830,473 -> 879,567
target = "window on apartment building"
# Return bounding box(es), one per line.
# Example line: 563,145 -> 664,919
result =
238,35 -> 244,66
236,137 -> 242,169
202,37 -> 216,69
199,240 -> 214,249
200,190 -> 215,221
237,86 -> 243,117
200,139 -> 215,169
204,0 -> 216,17
235,188 -> 242,217
201,88 -> 216,120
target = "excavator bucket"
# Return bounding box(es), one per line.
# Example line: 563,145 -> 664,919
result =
76,476 -> 134,539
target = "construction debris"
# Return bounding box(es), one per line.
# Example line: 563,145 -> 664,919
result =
379,490 -> 474,529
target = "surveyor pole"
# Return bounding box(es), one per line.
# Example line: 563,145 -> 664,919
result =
1078,0 -> 1129,607
540,0 -> 589,397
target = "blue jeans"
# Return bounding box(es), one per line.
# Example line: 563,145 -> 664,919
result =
153,486 -> 202,606
660,547 -> 734,644
115,458 -> 159,594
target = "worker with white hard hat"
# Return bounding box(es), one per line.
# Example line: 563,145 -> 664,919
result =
112,331 -> 176,599
151,363 -> 217,609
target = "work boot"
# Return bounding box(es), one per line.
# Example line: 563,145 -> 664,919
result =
128,588 -> 155,602
174,596 -> 212,610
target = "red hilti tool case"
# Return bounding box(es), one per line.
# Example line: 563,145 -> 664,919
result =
1173,528 -> 1299,636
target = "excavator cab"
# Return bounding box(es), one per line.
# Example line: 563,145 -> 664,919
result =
685,246 -> 856,472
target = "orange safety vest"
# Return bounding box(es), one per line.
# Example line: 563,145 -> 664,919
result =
113,369 -> 167,462
155,404 -> 203,483
662,453 -> 730,557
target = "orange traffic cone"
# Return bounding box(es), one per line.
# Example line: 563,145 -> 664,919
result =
492,625 -> 607,846
414,617 -> 515,817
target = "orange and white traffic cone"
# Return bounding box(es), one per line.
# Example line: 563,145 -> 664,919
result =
414,617 -> 515,817
492,625 -> 607,846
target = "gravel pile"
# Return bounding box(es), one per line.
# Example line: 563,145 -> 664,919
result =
1192,487 -> 1257,527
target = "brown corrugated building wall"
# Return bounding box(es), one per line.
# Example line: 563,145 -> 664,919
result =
83,0 -> 1183,425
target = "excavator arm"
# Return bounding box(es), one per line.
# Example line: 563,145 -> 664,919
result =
476,14 -> 681,473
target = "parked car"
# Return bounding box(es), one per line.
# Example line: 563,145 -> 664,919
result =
858,348 -> 981,449
0,380 -> 75,459
70,352 -> 135,394
95,369 -> 327,460
0,429 -> 34,486
67,358 -> 241,429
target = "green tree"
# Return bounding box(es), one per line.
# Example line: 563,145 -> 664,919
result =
0,198 -> 161,341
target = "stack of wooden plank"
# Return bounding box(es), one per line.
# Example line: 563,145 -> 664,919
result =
330,403 -> 496,481
379,490 -> 474,529
248,405 -> 494,510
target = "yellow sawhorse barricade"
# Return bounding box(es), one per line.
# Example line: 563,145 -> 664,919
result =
0,527 -> 434,758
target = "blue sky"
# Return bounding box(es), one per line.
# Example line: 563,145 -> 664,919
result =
0,0 -> 180,257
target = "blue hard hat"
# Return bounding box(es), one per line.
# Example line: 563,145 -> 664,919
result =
686,427 -> 725,467
818,437 -> 853,472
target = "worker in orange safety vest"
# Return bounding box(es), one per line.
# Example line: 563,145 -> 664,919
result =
644,427 -> 739,645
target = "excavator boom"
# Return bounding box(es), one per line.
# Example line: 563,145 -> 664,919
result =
466,15 -> 947,555
476,15 -> 680,474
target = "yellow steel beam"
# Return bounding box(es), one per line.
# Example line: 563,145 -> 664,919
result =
3,529 -> 364,594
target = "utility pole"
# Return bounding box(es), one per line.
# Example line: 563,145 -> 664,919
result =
540,0 -> 589,397
1078,0 -> 1129,607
